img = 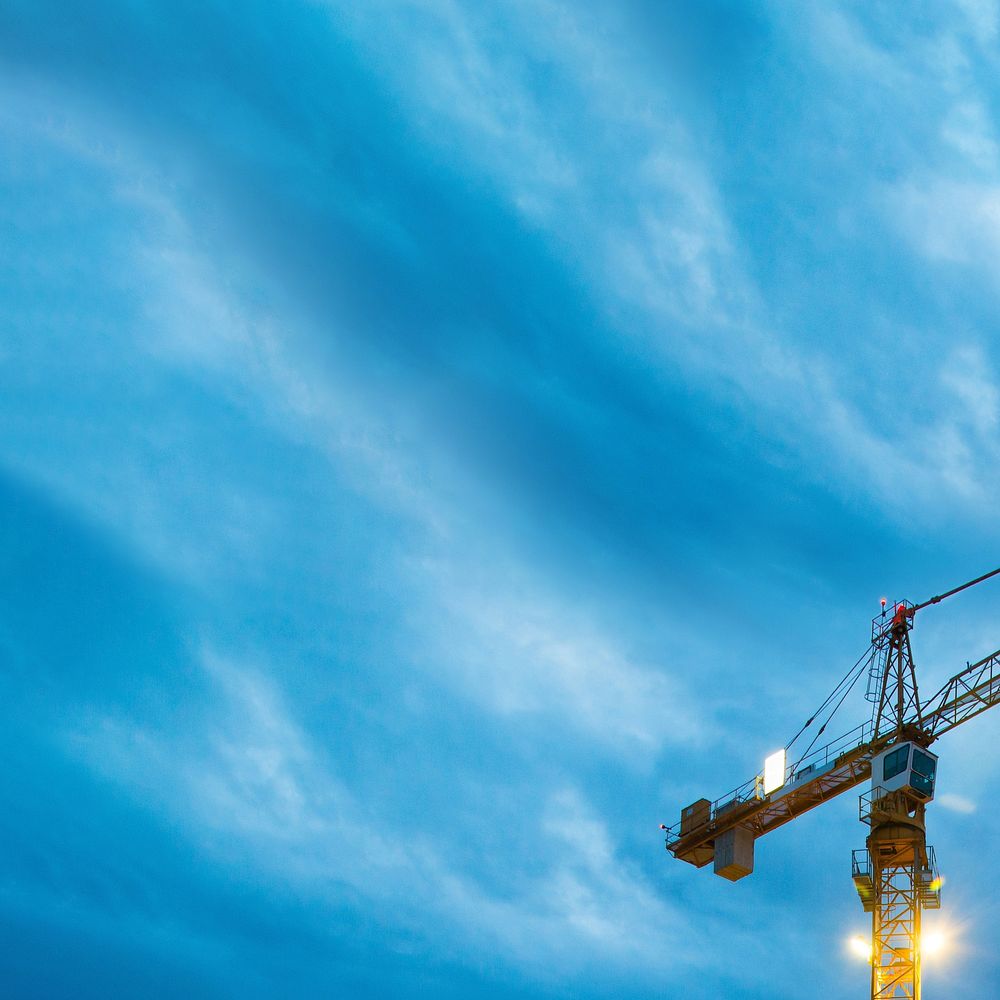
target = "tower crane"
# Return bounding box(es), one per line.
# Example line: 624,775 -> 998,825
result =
661,566 -> 1000,1000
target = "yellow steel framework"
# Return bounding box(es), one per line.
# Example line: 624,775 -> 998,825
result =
872,863 -> 919,1000
861,793 -> 933,1000
866,609 -> 926,1000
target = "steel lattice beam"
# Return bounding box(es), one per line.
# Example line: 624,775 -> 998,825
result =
871,865 -> 920,1000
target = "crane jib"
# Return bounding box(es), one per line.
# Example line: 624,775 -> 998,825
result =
921,647 -> 1000,737
666,647 -> 1000,870
667,733 -> 883,870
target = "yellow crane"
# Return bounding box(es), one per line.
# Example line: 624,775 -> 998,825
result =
662,566 -> 1000,1000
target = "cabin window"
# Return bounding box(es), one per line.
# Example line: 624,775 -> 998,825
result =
883,746 -> 910,782
911,749 -> 936,780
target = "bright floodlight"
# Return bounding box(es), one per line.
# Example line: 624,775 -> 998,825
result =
848,935 -> 871,961
763,749 -> 786,795
922,929 -> 947,957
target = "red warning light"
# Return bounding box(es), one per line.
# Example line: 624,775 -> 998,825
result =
880,597 -> 887,607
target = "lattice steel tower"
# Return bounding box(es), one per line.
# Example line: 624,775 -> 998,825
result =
854,602 -> 939,1000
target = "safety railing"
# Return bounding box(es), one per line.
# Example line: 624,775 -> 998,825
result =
664,719 -> 876,844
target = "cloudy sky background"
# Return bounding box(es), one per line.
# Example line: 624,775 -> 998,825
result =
2,1 -> 1000,997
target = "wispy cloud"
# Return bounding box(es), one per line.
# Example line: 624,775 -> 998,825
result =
417,558 -> 712,755
954,0 -> 1000,45
938,792 -> 977,814
65,649 -> 699,982
942,100 -> 999,171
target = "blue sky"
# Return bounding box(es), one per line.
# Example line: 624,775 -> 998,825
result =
2,1 -> 1000,997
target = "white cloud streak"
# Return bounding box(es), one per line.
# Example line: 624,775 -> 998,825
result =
417,556 -> 712,755
937,792 -> 977,814
321,0 -> 1000,529
66,649 -> 700,981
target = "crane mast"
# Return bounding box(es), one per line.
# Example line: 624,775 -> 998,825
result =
661,567 -> 1000,1000
859,603 -> 935,1000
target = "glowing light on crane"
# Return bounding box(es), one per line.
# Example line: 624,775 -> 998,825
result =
847,934 -> 872,961
921,928 -> 947,957
847,927 -> 953,964
762,748 -> 786,795
847,926 -> 952,961
920,915 -> 961,959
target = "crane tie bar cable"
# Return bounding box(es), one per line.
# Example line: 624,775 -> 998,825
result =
785,644 -> 874,751
791,650 -> 873,769
912,565 -> 1000,613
